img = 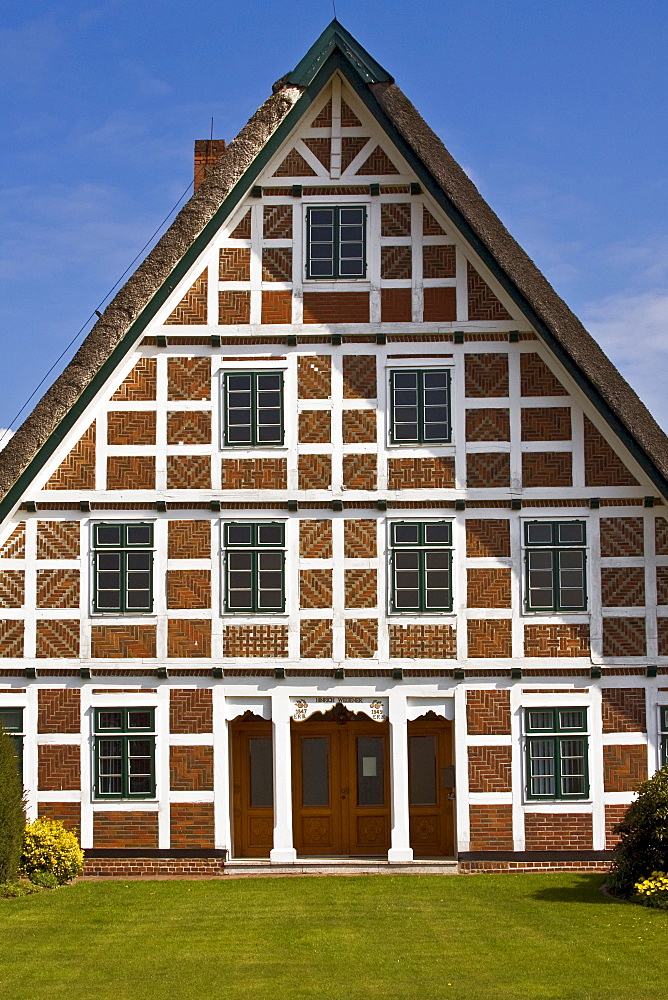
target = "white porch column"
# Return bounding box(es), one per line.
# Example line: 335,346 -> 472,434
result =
270,691 -> 297,863
388,689 -> 413,863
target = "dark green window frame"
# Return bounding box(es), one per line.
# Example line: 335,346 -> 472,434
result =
660,708 -> 668,766
525,707 -> 589,800
93,522 -> 153,614
305,205 -> 367,279
389,369 -> 451,444
222,371 -> 284,446
94,708 -> 155,800
524,521 -> 587,613
223,522 -> 286,614
0,707 -> 23,775
390,521 -> 453,613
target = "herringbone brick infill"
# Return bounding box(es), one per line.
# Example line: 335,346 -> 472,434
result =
466,690 -> 511,735
38,745 -> 80,790
468,746 -> 512,792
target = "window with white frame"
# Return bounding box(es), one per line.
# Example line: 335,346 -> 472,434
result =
221,371 -> 284,446
94,708 -> 155,799
92,523 -> 153,614
523,521 -> 587,613
0,707 -> 23,775
223,522 -> 286,613
305,206 -> 367,279
389,369 -> 451,444
660,707 -> 668,766
390,521 -> 453,613
525,707 -> 589,800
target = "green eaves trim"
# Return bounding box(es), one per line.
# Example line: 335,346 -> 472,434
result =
287,19 -> 392,87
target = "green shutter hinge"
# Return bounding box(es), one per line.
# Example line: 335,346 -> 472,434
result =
334,667 -> 345,680
287,335 -> 298,346
292,184 -> 302,198
589,498 -> 600,509
211,335 -> 221,348
157,335 -> 167,348
80,667 -> 91,680
24,500 -> 37,513
455,499 -> 466,511
590,666 -> 602,679
155,501 -> 167,513
508,330 -> 519,343
287,500 -> 298,512
274,667 -> 285,679
376,499 -> 387,511
376,333 -> 387,345
511,667 -> 522,680
454,330 -> 465,344
511,499 -> 522,511
24,667 -> 36,679
647,665 -> 658,678
332,499 -> 343,511
410,183 -> 422,195
157,666 -> 168,679
369,183 -> 380,196
392,667 -> 403,681
331,333 -> 342,346
645,496 -> 656,508
454,668 -> 465,680
251,186 -> 262,198
212,667 -> 224,679
79,500 -> 91,512
210,500 -> 221,512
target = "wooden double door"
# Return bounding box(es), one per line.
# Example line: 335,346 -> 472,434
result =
231,715 -> 455,859
292,718 -> 390,857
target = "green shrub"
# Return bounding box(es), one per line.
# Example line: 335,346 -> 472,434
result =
28,869 -> 59,889
0,724 -> 25,882
20,818 -> 84,885
0,880 -> 42,898
608,766 -> 668,897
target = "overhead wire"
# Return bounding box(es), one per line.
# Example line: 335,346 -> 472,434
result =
0,175 -> 196,450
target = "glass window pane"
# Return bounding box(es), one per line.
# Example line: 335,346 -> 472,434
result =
409,735 -> 437,806
424,523 -> 450,545
127,711 -> 152,730
98,712 -> 122,731
394,524 -> 419,545
526,523 -> 553,545
258,524 -> 283,546
126,525 -> 151,546
357,736 -> 384,806
529,738 -> 555,796
250,737 -> 273,808
527,711 -> 553,732
227,524 -> 252,546
0,709 -> 22,733
559,711 -> 585,730
301,737 -> 329,807
96,524 -> 122,547
558,522 -> 585,544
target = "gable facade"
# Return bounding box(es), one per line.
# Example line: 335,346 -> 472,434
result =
0,24 -> 666,873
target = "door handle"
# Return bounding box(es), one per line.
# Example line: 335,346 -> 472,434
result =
341,787 -> 350,795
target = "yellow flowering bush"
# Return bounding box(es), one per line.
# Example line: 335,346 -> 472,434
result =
633,871 -> 668,909
19,818 -> 84,885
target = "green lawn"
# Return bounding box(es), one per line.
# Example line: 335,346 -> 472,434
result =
0,873 -> 664,999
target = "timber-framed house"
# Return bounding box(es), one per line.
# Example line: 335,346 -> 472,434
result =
1,22 -> 667,875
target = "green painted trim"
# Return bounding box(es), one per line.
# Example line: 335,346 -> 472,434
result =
389,368 -> 451,444
287,19 -> 392,87
223,521 -> 286,614
222,371 -> 284,446
390,521 -> 453,613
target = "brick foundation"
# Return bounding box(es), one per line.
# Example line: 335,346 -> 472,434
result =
82,857 -> 225,878
524,813 -> 593,851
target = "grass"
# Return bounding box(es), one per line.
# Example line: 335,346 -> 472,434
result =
0,873 -> 665,999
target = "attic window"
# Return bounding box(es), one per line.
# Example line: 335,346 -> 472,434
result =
306,206 -> 366,279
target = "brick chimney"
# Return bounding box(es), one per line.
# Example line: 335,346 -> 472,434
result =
194,138 -> 227,191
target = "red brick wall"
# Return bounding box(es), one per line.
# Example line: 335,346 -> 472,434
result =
469,804 -> 513,850
468,746 -> 512,792
223,625 -> 288,658
524,813 -> 593,851
302,292 -> 369,324
38,689 -> 80,734
466,690 -> 511,735
467,620 -> 512,658
601,688 -> 646,732
524,624 -> 590,657
38,801 -> 80,834
38,745 -> 80,790
170,803 -> 215,849
94,811 -> 159,848
301,569 -> 333,608
221,458 -> 287,489
603,745 -> 647,792
170,689 -> 213,734
388,624 -> 456,658
170,746 -> 214,790
605,804 -> 628,848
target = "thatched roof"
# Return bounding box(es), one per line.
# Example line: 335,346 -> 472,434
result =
1,20 -> 666,509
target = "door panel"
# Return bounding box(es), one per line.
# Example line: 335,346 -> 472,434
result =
231,719 -> 274,858
408,718 -> 455,857
293,719 -> 390,856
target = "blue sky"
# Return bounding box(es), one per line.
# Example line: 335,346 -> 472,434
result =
1,0 -> 667,436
